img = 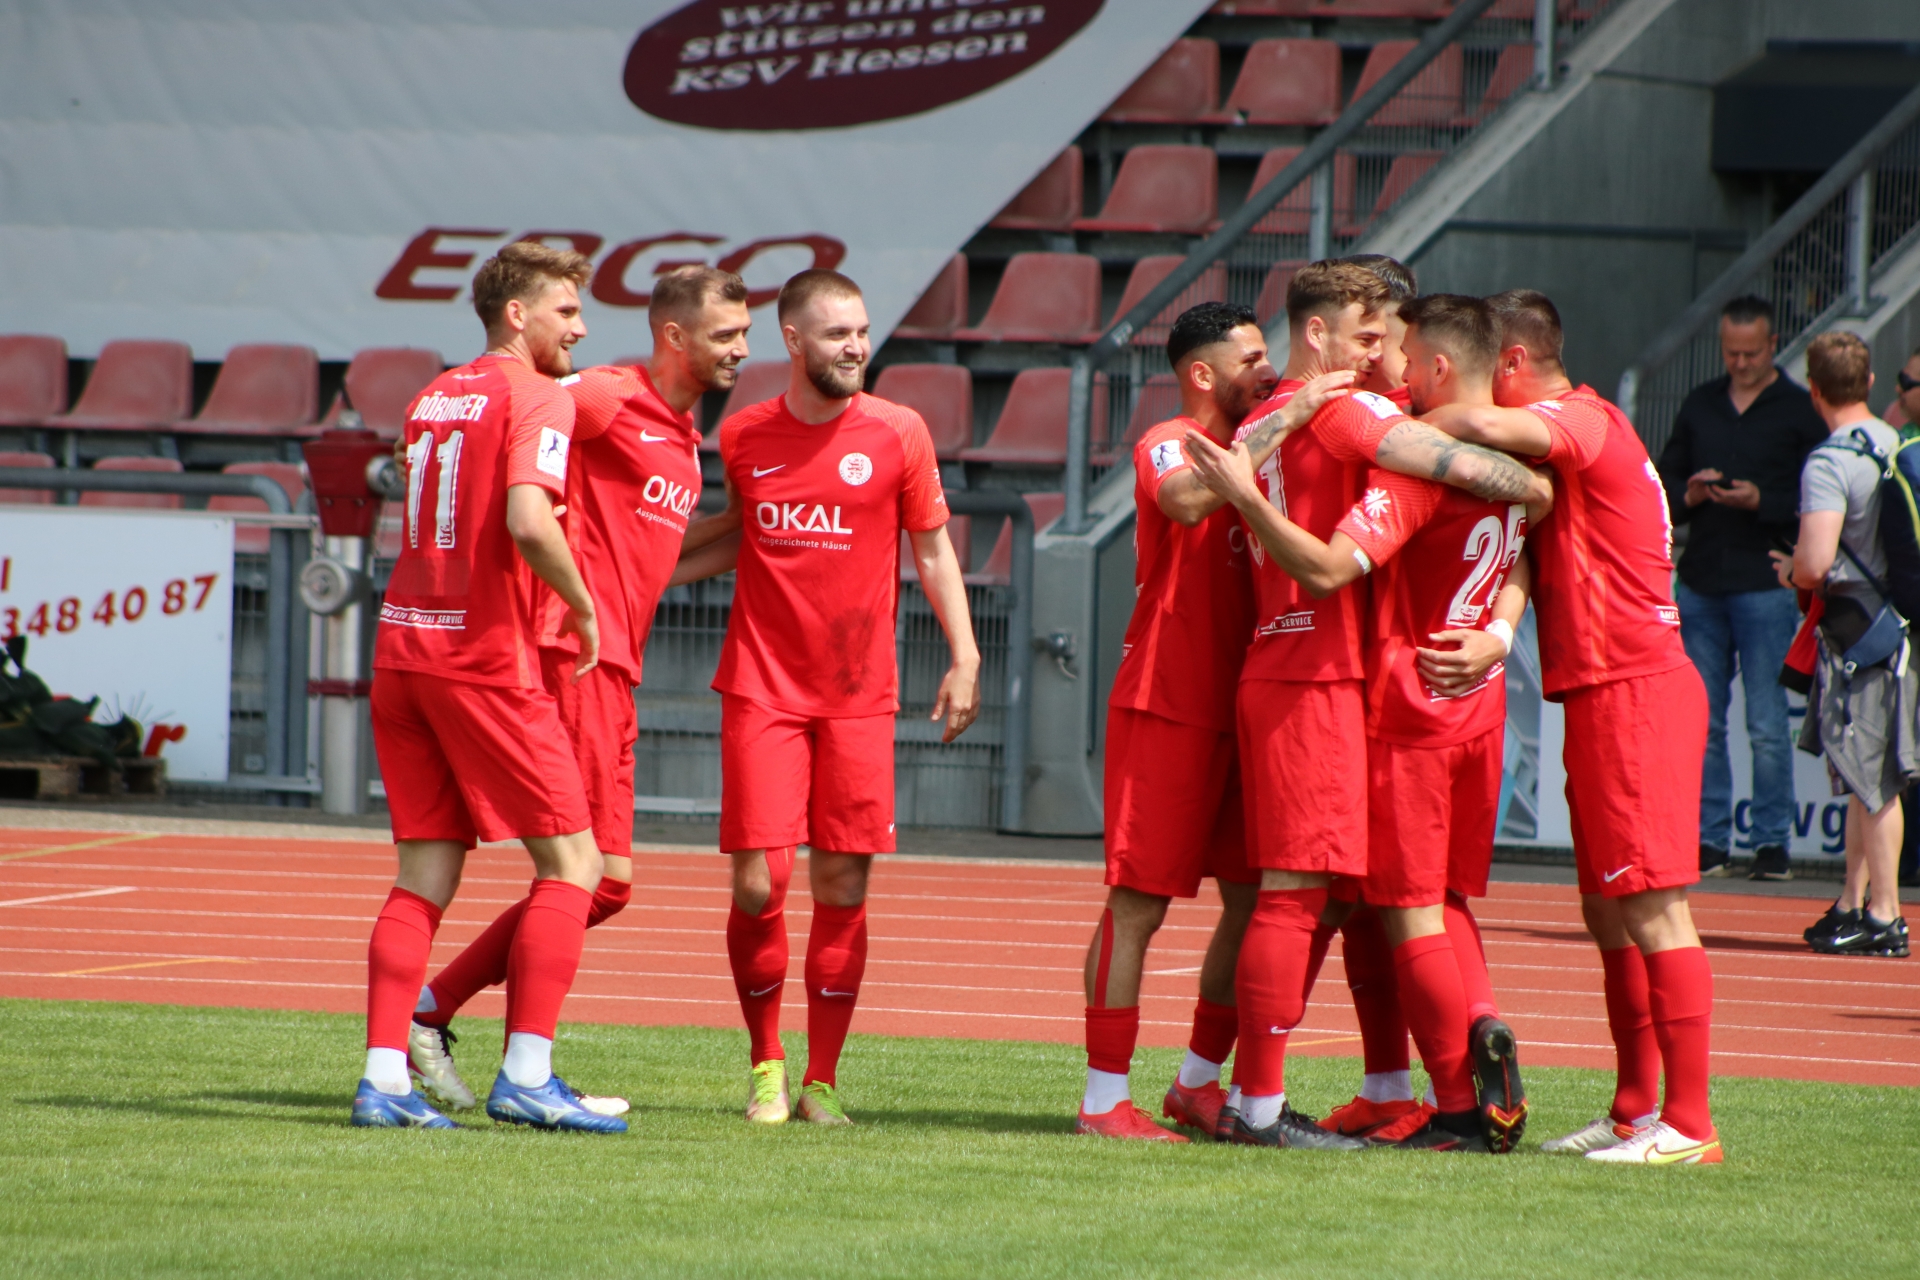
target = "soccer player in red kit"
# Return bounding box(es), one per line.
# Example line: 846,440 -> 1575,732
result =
1180,262 -> 1549,1148
355,242 -> 620,1133
1074,302 -> 1353,1142
707,269 -> 980,1126
400,267 -> 754,1116
1422,290 -> 1720,1165
1196,296 -> 1545,1152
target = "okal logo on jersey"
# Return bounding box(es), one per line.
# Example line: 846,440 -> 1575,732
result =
838,451 -> 873,485
758,501 -> 854,534
624,0 -> 1106,131
642,474 -> 699,518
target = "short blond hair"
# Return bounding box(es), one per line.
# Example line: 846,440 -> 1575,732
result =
472,242 -> 591,329
1806,331 -> 1872,406
777,268 -> 862,323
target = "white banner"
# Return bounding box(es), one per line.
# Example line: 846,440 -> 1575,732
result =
0,509 -> 234,782
0,0 -> 1211,362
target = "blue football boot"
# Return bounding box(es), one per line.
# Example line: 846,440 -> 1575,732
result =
350,1078 -> 458,1129
485,1070 -> 628,1133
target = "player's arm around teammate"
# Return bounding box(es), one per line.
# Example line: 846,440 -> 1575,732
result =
713,270 -> 975,1127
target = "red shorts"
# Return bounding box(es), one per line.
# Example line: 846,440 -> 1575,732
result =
539,649 -> 637,857
1103,707 -> 1255,899
1561,664 -> 1706,898
370,668 -> 591,846
1363,727 -> 1502,908
1237,679 -> 1367,876
719,694 -> 895,854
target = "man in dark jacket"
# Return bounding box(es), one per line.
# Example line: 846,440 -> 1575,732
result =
1657,296 -> 1827,880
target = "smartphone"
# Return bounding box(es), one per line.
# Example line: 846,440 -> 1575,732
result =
1711,478 -> 1740,489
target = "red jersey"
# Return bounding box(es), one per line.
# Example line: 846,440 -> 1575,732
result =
1338,469 -> 1526,747
535,365 -> 701,685
1234,382 -> 1407,683
1523,385 -> 1687,698
374,354 -> 573,690
1108,417 -> 1254,731
713,392 -> 949,718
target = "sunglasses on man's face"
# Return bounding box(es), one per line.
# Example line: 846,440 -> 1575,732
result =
1901,371 -> 1920,393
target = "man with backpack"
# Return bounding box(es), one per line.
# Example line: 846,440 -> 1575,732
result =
1772,331 -> 1911,958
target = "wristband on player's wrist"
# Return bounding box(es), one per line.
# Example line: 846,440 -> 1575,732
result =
1485,619 -> 1514,656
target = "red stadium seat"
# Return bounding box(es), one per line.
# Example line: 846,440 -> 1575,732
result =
1353,41 -> 1465,127
0,451 -> 55,505
1222,40 -> 1343,127
210,462 -> 307,554
343,347 -> 443,437
1102,39 -> 1230,124
1247,149 -> 1357,235
1073,146 -> 1219,235
0,336 -> 69,427
1472,44 -> 1538,121
1255,260 -> 1306,328
1109,258 -> 1228,348
974,493 -> 1067,584
1342,152 -> 1443,235
1209,1 -> 1448,15
989,147 -> 1083,232
954,254 -> 1103,345
960,368 -> 1105,467
871,364 -> 974,460
704,360 -> 791,453
176,344 -> 318,436
900,516 -> 972,583
79,455 -> 184,510
892,255 -> 969,341
49,340 -> 193,430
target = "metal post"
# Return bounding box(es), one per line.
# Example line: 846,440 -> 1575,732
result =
1308,162 -> 1334,263
1000,503 -> 1035,833
1846,169 -> 1875,313
264,526 -> 292,784
1063,357 -> 1093,534
319,535 -> 367,815
286,525 -> 312,788
1533,0 -> 1556,91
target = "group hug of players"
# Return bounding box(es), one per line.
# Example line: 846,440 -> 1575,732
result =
351,240 -> 1722,1166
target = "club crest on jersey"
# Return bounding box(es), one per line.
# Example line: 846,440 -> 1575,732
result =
1353,391 -> 1400,420
1149,440 -> 1184,477
536,427 -> 569,479
757,501 -> 853,534
838,452 -> 873,486
1361,487 -> 1391,519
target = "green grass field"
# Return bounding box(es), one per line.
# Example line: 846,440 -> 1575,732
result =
3,1000 -> 1915,1279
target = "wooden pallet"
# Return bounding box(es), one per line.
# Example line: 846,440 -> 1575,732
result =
0,756 -> 167,800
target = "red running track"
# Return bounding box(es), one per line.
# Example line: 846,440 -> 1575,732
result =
2,827 -> 1915,1087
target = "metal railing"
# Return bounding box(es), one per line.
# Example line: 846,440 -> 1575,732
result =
1061,0 -> 1626,531
0,468 -> 312,791
1619,82 -> 1920,458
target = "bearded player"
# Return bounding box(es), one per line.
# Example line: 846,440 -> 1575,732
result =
355,243 -> 620,1133
1423,291 -> 1719,1165
1180,261 -> 1548,1148
707,269 -> 980,1126
1188,294 -> 1545,1152
400,266 -> 754,1116
1075,302 -> 1353,1141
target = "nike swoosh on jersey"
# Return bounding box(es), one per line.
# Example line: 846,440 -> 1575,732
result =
1603,866 -> 1630,883
638,430 -> 667,442
752,464 -> 785,477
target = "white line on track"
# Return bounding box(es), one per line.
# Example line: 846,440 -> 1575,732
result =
0,886 -> 133,908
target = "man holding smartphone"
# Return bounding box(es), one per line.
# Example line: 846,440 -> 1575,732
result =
1655,295 -> 1828,880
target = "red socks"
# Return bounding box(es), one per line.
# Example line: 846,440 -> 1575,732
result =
1599,944 -> 1662,1124
367,888 -> 442,1051
803,901 -> 868,1086
1341,910 -> 1410,1075
726,847 -> 795,1064
1392,933 -> 1477,1113
422,875 -> 633,1026
1645,946 -> 1715,1139
1086,1005 -> 1140,1075
504,879 -> 591,1040
1234,888 -> 1326,1096
1187,997 -> 1238,1066
1443,893 -> 1500,1024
